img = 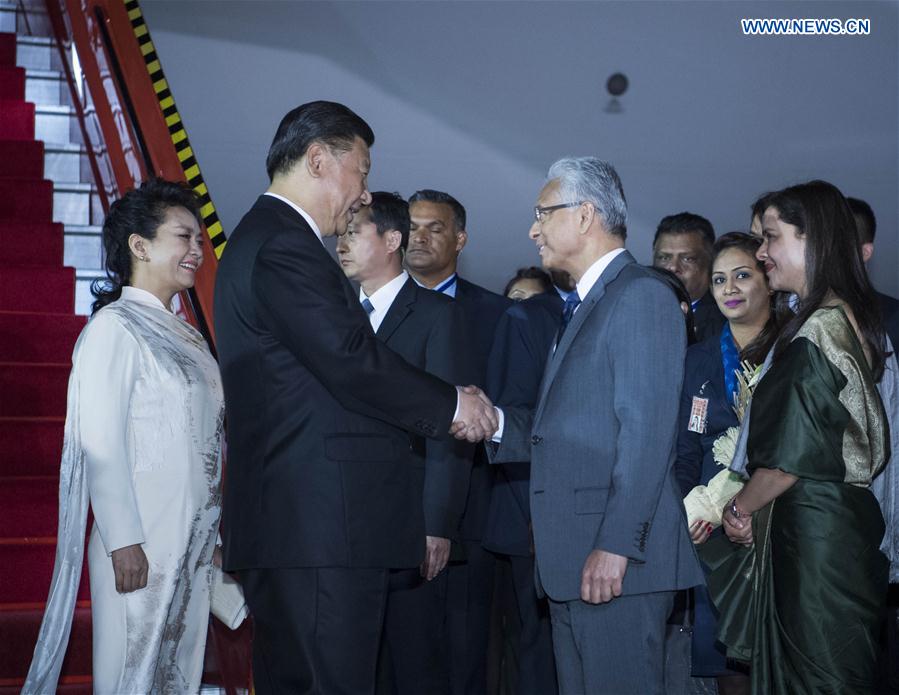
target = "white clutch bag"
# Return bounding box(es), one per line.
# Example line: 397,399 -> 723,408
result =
210,565 -> 249,629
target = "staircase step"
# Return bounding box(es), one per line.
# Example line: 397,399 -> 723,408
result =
75,274 -> 103,317
0,539 -> 90,604
25,67 -> 65,106
0,266 -> 75,313
0,476 -> 58,537
0,417 -> 64,477
64,226 -> 103,270
0,220 -> 63,265
0,362 -> 70,417
0,139 -> 43,178
45,143 -> 85,183
0,33 -> 14,66
53,182 -> 93,226
13,35 -> 55,72
0,601 -> 92,680
0,65 -> 23,100
0,311 -> 84,362
0,99 -> 34,140
34,104 -> 73,146
0,177 -> 52,223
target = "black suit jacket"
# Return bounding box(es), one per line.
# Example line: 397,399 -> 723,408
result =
214,195 -> 456,571
376,277 -> 474,539
692,290 -> 726,343
482,291 -> 563,556
452,277 -> 512,542
878,291 -> 899,352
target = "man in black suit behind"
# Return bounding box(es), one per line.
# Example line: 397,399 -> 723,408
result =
652,212 -> 725,342
214,102 -> 497,694
336,191 -> 473,693
406,190 -> 512,694
482,278 -> 574,695
848,197 -> 899,350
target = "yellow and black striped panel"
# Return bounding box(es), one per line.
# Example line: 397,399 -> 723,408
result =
123,0 -> 227,258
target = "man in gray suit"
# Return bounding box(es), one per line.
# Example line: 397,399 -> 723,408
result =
488,157 -> 705,694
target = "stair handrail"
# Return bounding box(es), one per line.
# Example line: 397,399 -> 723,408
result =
41,0 -> 222,347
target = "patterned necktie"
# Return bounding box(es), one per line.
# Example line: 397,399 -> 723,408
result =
555,292 -> 581,347
361,298 -> 375,315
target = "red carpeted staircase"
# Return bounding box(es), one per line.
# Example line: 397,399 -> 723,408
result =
0,30 -> 91,694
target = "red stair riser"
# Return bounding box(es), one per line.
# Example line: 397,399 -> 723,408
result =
0,267 -> 75,313
0,221 -> 64,266
0,101 -> 35,141
0,477 -> 59,537
0,33 -> 15,66
0,363 -> 70,417
0,604 -> 91,679
0,68 -> 25,101
0,311 -> 83,362
0,542 -> 90,604
0,178 -> 53,223
0,418 -> 64,477
0,140 -> 45,179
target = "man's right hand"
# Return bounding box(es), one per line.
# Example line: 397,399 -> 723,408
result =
451,385 -> 498,442
111,543 -> 149,593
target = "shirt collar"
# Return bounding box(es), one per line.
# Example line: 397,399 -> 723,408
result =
361,271 -> 409,320
412,272 -> 458,298
264,192 -> 324,245
574,248 -> 626,302
121,285 -> 169,311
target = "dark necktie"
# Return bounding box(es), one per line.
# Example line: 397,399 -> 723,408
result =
555,292 -> 581,347
361,298 -> 375,315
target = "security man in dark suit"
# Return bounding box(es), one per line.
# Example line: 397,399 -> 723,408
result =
336,191 -> 474,694
214,102 -> 498,694
848,197 -> 899,350
482,275 -> 574,695
406,189 -> 512,695
652,212 -> 725,342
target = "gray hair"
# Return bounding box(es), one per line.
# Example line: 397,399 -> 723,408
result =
546,157 -> 627,237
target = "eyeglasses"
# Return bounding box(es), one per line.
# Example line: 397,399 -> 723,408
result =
534,201 -> 583,223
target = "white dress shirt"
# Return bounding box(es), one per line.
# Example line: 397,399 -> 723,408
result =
360,271 -> 408,333
492,247 -> 627,442
264,192 -> 324,244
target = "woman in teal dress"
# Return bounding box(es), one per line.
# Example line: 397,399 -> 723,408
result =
713,180 -> 890,693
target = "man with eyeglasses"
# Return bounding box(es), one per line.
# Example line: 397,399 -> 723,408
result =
488,157 -> 704,694
651,212 -> 725,342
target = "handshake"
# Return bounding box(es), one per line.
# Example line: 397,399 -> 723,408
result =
451,385 -> 499,443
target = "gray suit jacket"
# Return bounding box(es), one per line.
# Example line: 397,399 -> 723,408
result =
492,251 -> 705,601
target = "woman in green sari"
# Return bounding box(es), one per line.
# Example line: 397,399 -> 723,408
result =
716,180 -> 890,693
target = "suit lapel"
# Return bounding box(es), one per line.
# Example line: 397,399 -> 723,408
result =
376,277 -> 416,341
534,251 -> 635,424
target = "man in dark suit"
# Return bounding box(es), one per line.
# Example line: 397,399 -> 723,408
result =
482,277 -> 574,695
848,196 -> 899,693
491,157 -> 705,693
848,197 -> 899,350
652,212 -> 725,342
214,101 -> 497,694
336,191 -> 473,694
406,189 -> 512,694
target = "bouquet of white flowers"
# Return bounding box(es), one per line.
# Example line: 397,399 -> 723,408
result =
683,360 -> 762,527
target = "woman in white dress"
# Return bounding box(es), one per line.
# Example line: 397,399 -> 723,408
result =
23,179 -> 224,694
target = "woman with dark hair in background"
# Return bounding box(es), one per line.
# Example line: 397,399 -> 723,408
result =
24,179 -> 225,694
503,266 -> 553,301
675,232 -> 778,694
714,181 -> 889,693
